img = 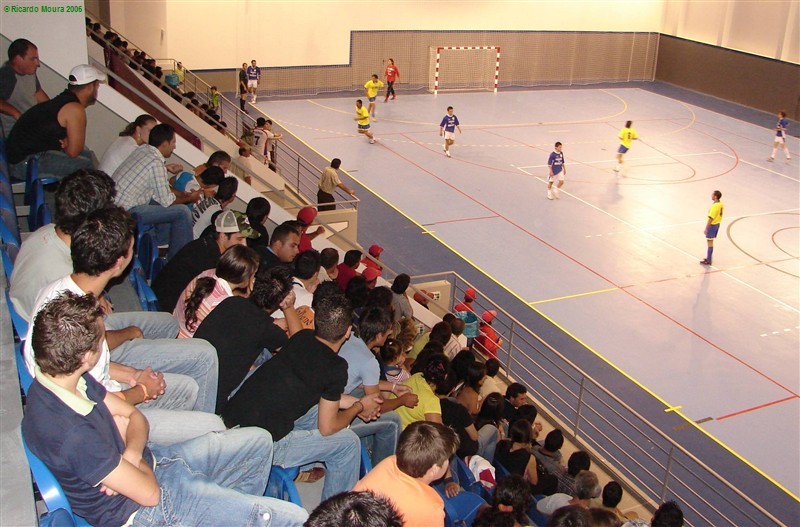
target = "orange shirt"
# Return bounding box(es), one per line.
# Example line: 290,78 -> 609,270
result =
354,456 -> 444,527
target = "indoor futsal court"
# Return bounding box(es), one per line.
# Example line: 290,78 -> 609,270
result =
255,86 -> 799,500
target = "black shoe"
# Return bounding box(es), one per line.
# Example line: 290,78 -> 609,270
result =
700,259 -> 711,265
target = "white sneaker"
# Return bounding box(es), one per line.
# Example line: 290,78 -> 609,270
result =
443,144 -> 447,152
369,139 -> 375,144
446,151 -> 451,157
613,166 -> 620,172
767,157 -> 774,162
547,190 -> 553,200
553,188 -> 560,199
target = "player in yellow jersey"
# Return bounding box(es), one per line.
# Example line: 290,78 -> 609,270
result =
614,120 -> 638,172
354,99 -> 376,144
364,74 -> 384,120
701,190 -> 724,265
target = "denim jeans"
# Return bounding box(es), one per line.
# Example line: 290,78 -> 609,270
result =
105,311 -> 178,339
273,423 -> 360,501
10,148 -> 94,181
133,429 -> 308,527
349,411 -> 401,466
129,203 -> 193,260
106,316 -> 219,414
141,408 -> 226,446
478,424 -> 500,463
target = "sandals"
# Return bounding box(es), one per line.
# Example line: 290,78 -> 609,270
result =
294,467 -> 325,483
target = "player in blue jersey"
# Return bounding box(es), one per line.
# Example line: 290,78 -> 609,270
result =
547,142 -> 566,200
768,111 -> 791,162
439,106 -> 461,158
246,59 -> 261,104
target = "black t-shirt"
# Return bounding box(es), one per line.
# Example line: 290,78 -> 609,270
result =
152,235 -> 221,313
440,398 -> 478,458
221,329 -> 348,441
247,223 -> 270,249
6,89 -> 78,164
495,440 -> 531,476
193,296 -> 288,413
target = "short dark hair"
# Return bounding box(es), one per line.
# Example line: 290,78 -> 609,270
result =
251,265 -> 293,313
31,291 -> 105,375
343,249 -> 362,267
270,220 -> 302,246
215,177 -> 238,202
320,247 -> 339,269
207,150 -> 231,166
357,305 -> 392,346
356,99 -> 363,104
313,281 -> 345,310
473,509 -> 515,527
391,273 -> 410,294
8,38 -> 35,61
464,361 -> 486,391
713,190 -> 722,200
588,508 -> 621,527
602,481 -> 623,508
625,120 -> 632,128
396,421 -> 458,478
485,358 -> 500,376
429,321 -> 452,345
567,450 -> 591,477
148,123 -> 174,148
314,294 -> 352,342
574,470 -> 600,500
450,318 -> 465,337
548,505 -> 590,527
508,418 -> 532,444
505,382 -> 527,400
544,429 -> 564,452
246,197 -> 271,224
492,474 -> 532,525
198,166 -> 225,186
305,491 -> 402,527
294,249 -> 321,280
512,404 -> 538,428
651,501 -> 684,527
555,141 -> 562,148
330,158 -> 341,169
71,206 -> 134,276
365,285 -> 393,310
55,170 -> 117,234
447,106 -> 453,111
344,276 -> 369,310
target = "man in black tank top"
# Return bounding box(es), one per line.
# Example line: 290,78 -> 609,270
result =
7,64 -> 103,180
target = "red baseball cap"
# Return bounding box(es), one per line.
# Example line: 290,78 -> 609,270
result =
297,206 -> 317,226
464,288 -> 477,301
482,310 -> 497,323
362,267 -> 380,282
368,244 -> 384,257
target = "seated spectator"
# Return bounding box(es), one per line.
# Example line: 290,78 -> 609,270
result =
21,292 -> 308,527
297,206 -> 325,252
337,249 -> 362,292
305,491 -> 402,527
592,481 -> 639,522
472,509 -> 516,527
354,421 -> 459,527
7,64 -> 101,180
112,123 -> 200,258
479,357 -> 503,398
152,210 -> 260,313
318,157 -> 356,211
475,309 -> 502,359
190,150 -> 232,180
192,176 -> 238,238
534,429 -> 566,480
435,372 -> 478,459
346,275 -> 370,326
0,38 -> 49,133
473,392 -> 505,462
495,420 -> 539,488
175,244 -> 259,338
245,196 -> 271,248
410,341 -> 445,377
639,501 -> 684,527
195,265 -> 301,413
456,360 -> 486,416
255,220 -> 302,271
390,273 -> 413,323
449,348 -> 476,390
394,353 -> 449,429
174,164 -> 225,196
503,382 -> 528,422
445,317 -> 466,359
319,247 -> 339,282
10,169 -> 115,321
490,474 -> 533,527
537,470 -> 601,515
98,114 -> 156,175
395,316 -> 418,354
381,338 -> 411,384
362,244 -> 384,274
409,320 -> 453,362
510,404 -> 543,446
590,508 -> 623,527
222,294 -> 382,501
549,505 -> 591,527
271,248 -> 320,330
559,451 -> 592,496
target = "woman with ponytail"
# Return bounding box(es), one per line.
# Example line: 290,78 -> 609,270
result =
98,114 -> 157,175
175,244 -> 260,338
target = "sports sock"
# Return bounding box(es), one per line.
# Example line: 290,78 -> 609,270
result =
771,148 -> 778,158
706,246 -> 713,262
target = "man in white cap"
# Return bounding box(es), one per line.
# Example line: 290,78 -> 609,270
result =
6,64 -> 105,179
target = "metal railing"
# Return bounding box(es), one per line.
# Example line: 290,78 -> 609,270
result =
409,271 -> 788,527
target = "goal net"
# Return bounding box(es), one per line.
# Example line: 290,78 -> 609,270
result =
429,46 -> 500,94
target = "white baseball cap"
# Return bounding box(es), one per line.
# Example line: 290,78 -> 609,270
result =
68,64 -> 107,85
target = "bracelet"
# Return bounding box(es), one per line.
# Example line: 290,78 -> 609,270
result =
139,383 -> 149,400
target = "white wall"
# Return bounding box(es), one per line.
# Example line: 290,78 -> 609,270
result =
0,0 -> 88,77
109,0 -> 167,60
661,0 -> 799,64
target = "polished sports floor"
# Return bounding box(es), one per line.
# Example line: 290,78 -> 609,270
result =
256,86 -> 799,501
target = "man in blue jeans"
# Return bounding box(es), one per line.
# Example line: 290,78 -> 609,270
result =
112,123 -> 200,259
22,291 -> 308,527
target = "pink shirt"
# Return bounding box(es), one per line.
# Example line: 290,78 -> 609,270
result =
174,269 -> 234,338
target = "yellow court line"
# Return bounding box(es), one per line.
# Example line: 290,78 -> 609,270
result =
276,95 -> 799,504
529,287 -> 619,305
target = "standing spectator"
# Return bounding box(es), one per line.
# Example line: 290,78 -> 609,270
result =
7,64 -> 103,180
383,58 -> 400,102
354,99 -> 376,144
246,59 -> 260,103
98,114 -> 156,176
454,287 -> 477,313
700,190 -> 724,265
297,206 -> 324,252
112,123 -> 199,259
0,38 -> 49,133
767,111 -> 791,162
614,120 -> 638,173
253,117 -> 282,168
238,62 -> 247,112
318,158 -> 355,211
475,309 -> 502,359
174,60 -> 186,85
439,106 -> 462,158
208,85 -> 220,112
364,74 -> 384,119
547,141 -> 566,200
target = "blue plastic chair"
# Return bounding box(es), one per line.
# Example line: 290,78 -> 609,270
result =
27,178 -> 50,231
265,465 -> 303,507
129,260 -> 160,312
359,444 -> 373,478
21,435 -> 94,527
0,203 -> 20,247
1,244 -> 29,339
527,495 -> 549,527
454,456 -> 491,500
24,153 -> 58,206
438,489 -> 488,527
15,340 -> 33,393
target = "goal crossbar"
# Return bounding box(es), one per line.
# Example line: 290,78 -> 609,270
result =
430,46 -> 501,94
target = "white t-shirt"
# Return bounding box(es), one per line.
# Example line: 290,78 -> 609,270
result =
98,136 -> 139,176
24,275 -> 120,392
271,280 -> 314,320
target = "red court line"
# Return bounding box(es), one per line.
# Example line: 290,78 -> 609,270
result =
716,395 -> 799,421
424,214 -> 500,226
385,132 -> 798,399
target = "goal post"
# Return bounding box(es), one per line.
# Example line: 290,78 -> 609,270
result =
429,46 -> 500,94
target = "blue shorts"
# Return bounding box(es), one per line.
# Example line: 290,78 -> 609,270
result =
368,96 -> 376,102
706,223 -> 720,239
618,145 -> 629,154
358,124 -> 370,130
